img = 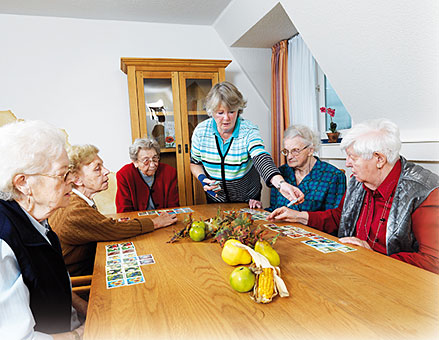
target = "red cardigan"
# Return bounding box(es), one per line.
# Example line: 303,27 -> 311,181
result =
116,162 -> 179,213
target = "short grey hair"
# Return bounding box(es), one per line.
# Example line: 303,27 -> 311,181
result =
129,138 -> 160,162
283,125 -> 321,152
205,81 -> 247,116
340,118 -> 401,165
0,120 -> 66,200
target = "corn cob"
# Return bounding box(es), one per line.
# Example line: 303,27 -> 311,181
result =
257,268 -> 274,303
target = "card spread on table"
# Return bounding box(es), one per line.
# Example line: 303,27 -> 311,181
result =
262,223 -> 358,254
138,207 -> 193,217
105,242 -> 157,289
240,208 -> 270,221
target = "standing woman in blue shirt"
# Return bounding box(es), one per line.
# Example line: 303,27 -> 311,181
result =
266,125 -> 346,212
190,81 -> 304,206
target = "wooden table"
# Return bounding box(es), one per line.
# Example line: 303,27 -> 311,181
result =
84,204 -> 439,340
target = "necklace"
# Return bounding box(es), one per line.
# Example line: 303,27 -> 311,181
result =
360,192 -> 394,250
294,157 -> 315,185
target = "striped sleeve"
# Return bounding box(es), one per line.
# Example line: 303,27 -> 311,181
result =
190,126 -> 202,164
252,153 -> 281,186
246,125 -> 269,158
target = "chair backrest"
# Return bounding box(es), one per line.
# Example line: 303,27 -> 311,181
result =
94,172 -> 117,215
0,110 -> 19,127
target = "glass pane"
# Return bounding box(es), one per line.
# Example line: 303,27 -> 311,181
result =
325,77 -> 352,131
143,78 -> 175,149
185,79 -> 211,142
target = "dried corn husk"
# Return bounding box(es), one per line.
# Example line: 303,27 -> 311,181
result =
233,242 -> 289,303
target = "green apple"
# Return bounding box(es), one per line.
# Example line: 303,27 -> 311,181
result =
189,221 -> 206,242
229,266 -> 256,293
191,220 -> 206,229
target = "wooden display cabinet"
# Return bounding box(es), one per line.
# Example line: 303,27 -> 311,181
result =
121,58 -> 231,206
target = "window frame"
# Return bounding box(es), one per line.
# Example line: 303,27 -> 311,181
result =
316,65 -> 353,141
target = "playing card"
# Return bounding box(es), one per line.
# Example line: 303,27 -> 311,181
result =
106,250 -> 120,258
125,270 -> 143,278
120,242 -> 135,248
313,245 -> 338,253
285,232 -> 305,239
122,248 -> 136,255
122,257 -> 139,266
338,245 -> 357,252
302,239 -> 320,246
106,272 -> 124,281
106,267 -> 123,275
137,211 -> 148,216
106,278 -> 126,289
105,244 -> 119,250
127,276 -> 145,285
139,259 -> 155,266
106,258 -> 122,266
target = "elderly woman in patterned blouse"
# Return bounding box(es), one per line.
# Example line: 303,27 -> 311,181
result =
265,125 -> 346,212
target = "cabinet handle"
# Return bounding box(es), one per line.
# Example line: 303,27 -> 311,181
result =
185,144 -> 188,153
178,144 -> 181,154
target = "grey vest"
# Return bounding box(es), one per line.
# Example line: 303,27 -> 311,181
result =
339,157 -> 439,255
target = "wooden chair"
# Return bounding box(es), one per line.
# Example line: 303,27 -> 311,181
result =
71,275 -> 92,295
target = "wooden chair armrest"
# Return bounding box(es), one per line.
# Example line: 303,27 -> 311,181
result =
71,275 -> 92,287
72,285 -> 91,295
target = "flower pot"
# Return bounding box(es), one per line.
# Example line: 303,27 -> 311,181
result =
326,132 -> 340,143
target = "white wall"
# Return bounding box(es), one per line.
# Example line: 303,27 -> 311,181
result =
0,14 -> 268,176
280,0 -> 439,142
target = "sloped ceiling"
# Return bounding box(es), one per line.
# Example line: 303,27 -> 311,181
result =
232,3 -> 297,48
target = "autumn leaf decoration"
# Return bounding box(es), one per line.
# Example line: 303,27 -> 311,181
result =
168,208 -> 280,248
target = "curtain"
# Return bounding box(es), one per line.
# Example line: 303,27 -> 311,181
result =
288,35 -> 318,131
271,40 -> 290,167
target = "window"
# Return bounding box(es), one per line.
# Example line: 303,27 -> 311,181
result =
316,66 -> 352,140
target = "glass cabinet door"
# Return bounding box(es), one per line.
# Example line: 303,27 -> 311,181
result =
136,71 -> 186,205
179,72 -> 219,205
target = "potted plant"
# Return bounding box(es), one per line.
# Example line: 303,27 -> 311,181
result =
320,107 -> 340,143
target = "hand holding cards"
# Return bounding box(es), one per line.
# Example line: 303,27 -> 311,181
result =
198,174 -> 221,197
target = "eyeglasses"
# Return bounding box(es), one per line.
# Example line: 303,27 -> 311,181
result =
281,145 -> 310,156
138,156 -> 160,165
26,170 -> 71,182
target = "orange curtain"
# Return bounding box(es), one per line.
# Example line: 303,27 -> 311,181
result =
271,40 -> 290,167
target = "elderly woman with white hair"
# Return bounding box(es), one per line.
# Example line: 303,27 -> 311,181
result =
190,81 -> 304,205
264,125 -> 346,212
0,121 -> 86,338
116,138 -> 179,213
268,119 -> 439,273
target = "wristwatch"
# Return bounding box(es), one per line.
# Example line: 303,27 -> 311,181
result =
276,180 -> 285,190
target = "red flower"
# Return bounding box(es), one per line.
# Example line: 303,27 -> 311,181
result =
327,108 -> 335,117
165,136 -> 174,143
319,107 -> 326,113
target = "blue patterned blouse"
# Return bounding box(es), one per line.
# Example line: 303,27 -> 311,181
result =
267,157 -> 346,212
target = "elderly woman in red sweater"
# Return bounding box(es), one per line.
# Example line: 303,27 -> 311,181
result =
116,138 -> 179,213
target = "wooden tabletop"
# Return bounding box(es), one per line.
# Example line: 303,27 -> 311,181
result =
84,204 -> 439,340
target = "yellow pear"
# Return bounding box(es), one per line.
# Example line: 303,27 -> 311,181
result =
254,240 -> 280,267
221,239 -> 252,266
